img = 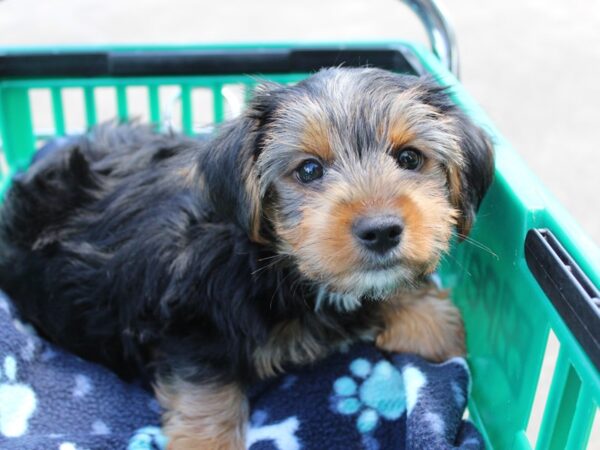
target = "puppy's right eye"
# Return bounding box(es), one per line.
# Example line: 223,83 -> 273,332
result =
295,159 -> 324,183
396,147 -> 424,171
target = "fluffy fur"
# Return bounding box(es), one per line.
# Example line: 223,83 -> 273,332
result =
0,68 -> 494,449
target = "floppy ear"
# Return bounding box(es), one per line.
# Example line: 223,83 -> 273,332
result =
201,82 -> 285,243
447,114 -> 495,237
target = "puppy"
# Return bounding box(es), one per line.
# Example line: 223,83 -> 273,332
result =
0,68 -> 493,449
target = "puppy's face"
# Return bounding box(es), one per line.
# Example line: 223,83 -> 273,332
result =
247,68 -> 493,301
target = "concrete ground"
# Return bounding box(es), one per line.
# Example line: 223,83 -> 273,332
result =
1,0 -> 598,447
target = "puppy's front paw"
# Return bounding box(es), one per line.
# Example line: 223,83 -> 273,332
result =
375,291 -> 466,362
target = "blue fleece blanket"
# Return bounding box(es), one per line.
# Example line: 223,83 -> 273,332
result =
0,291 -> 483,450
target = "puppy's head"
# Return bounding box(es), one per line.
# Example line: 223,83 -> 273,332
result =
238,68 -> 494,301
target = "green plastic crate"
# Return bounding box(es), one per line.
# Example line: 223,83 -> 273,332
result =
0,42 -> 598,450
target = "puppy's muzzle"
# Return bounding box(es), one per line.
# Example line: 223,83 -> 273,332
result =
352,215 -> 404,255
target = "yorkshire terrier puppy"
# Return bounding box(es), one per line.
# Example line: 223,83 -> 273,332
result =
0,68 -> 493,449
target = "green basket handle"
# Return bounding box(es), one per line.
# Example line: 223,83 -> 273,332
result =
402,0 -> 459,77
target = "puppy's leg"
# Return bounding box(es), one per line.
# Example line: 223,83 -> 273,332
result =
252,317 -> 376,379
252,319 -> 329,379
155,376 -> 248,450
376,289 -> 466,362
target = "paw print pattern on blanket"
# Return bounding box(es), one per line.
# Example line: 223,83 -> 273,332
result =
247,415 -> 301,450
128,426 -> 168,450
0,354 -> 37,437
332,358 -> 406,433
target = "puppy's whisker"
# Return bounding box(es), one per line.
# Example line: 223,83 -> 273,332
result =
269,269 -> 297,310
251,254 -> 288,276
452,232 -> 499,260
288,277 -> 309,309
257,254 -> 284,262
439,251 -> 472,278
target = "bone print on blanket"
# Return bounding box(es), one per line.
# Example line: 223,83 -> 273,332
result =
0,292 -> 483,450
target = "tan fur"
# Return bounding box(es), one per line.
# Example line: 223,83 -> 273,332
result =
264,83 -> 464,299
243,157 -> 266,244
301,116 -> 334,162
292,196 -> 365,281
387,89 -> 464,168
393,189 -> 457,268
155,379 -> 248,450
447,165 -> 462,211
253,319 -> 330,379
375,288 -> 466,362
388,125 -> 416,149
276,165 -> 457,294
447,165 -> 473,236
386,89 -> 424,147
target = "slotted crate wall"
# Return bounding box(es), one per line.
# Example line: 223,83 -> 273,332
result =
0,73 -> 306,192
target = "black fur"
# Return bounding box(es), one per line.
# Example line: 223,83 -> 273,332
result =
0,118 -> 374,386
0,68 -> 493,392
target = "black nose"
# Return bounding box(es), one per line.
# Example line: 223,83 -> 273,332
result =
352,215 -> 404,254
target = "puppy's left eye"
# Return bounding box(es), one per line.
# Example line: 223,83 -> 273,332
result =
295,159 -> 324,183
396,147 -> 424,171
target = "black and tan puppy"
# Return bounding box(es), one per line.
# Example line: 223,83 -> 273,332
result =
0,68 -> 493,449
